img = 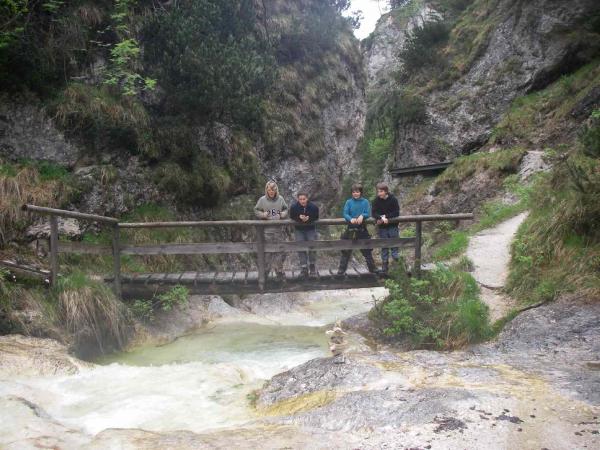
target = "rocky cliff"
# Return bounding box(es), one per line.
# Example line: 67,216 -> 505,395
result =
364,0 -> 600,168
0,0 -> 365,224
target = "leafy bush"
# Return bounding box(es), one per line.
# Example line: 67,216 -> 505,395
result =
142,0 -> 275,127
370,263 -> 490,349
130,285 -> 189,323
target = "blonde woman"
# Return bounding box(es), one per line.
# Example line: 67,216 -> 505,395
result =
254,180 -> 288,280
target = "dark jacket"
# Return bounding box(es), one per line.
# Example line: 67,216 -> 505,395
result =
372,194 -> 400,228
290,201 -> 319,230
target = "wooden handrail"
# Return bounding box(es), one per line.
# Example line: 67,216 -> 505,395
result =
22,204 -> 119,224
118,213 -> 474,228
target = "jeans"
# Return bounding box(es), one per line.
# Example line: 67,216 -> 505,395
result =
378,226 -> 399,262
295,228 -> 317,268
264,228 -> 287,274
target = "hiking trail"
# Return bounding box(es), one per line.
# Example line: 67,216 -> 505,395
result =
466,212 -> 528,322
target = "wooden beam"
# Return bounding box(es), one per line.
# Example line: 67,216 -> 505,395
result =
112,225 -> 122,298
120,242 -> 257,255
23,204 -> 118,224
57,241 -> 112,255
49,216 -> 59,286
117,214 -> 473,229
414,221 -> 422,278
264,237 -> 414,253
256,226 -> 266,291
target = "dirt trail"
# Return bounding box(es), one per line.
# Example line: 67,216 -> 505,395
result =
466,212 -> 528,322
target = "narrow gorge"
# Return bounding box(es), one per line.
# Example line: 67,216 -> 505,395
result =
1,0 -> 599,448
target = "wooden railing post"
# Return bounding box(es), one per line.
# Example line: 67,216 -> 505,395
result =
414,220 -> 422,278
256,226 -> 266,291
112,224 -> 122,299
49,216 -> 59,286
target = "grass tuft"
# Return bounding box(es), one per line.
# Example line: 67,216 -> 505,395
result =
55,272 -> 131,357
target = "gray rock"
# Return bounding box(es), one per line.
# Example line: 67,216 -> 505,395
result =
25,218 -> 82,240
0,95 -> 80,166
0,335 -> 92,378
257,355 -> 382,408
366,0 -> 600,167
518,150 -> 551,180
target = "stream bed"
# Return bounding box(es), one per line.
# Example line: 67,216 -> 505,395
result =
0,288 -> 382,439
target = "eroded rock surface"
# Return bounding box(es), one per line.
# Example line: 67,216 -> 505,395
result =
0,335 -> 91,378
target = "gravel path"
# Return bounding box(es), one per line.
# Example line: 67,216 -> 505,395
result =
466,212 -> 528,321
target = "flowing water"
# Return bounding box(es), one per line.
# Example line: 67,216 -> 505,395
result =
0,288 -> 384,437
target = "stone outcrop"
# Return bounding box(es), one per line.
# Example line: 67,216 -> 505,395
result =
0,335 -> 92,378
365,0 -> 600,168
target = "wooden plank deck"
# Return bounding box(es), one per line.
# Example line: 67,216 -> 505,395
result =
112,268 -> 386,298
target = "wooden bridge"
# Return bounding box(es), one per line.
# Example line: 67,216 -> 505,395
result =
20,205 -> 473,298
390,162 -> 452,178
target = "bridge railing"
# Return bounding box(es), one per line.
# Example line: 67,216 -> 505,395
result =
22,204 -> 473,296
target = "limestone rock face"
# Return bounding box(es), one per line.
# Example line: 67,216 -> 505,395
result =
0,95 -> 80,166
0,335 -> 92,378
365,0 -> 600,168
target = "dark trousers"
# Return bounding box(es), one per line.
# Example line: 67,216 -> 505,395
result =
295,228 -> 317,268
338,227 -> 376,272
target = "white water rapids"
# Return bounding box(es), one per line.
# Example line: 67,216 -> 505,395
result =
0,288 -> 385,437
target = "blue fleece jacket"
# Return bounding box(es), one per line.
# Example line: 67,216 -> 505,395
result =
343,197 -> 371,223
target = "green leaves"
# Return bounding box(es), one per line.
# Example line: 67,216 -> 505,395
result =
141,0 -> 275,124
373,263 -> 490,349
104,0 -> 156,96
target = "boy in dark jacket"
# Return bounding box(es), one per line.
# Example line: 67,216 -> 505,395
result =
372,182 -> 400,274
290,192 -> 319,277
337,184 -> 378,275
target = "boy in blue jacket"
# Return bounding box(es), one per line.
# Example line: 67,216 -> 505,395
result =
337,184 -> 378,275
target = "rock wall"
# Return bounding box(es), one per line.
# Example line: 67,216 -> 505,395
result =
365,0 -> 600,168
0,0 -> 366,218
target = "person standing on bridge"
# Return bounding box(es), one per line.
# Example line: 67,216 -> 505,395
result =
337,183 -> 378,276
254,180 -> 288,281
290,191 -> 319,278
372,182 -> 400,275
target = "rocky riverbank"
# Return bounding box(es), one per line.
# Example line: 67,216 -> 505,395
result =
1,291 -> 598,449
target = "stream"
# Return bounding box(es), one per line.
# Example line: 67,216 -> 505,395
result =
0,288 -> 383,439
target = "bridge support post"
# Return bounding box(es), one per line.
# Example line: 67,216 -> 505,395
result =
414,221 -> 422,278
112,224 -> 122,299
256,226 -> 266,291
49,216 -> 59,286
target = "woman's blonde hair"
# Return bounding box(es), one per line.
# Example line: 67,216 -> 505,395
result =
265,180 -> 279,197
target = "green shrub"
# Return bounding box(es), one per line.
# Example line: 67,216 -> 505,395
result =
129,285 -> 189,323
142,0 -> 275,127
370,263 -> 490,349
397,17 -> 450,77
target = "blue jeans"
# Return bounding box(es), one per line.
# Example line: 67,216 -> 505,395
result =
378,226 -> 399,262
295,228 -> 317,268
